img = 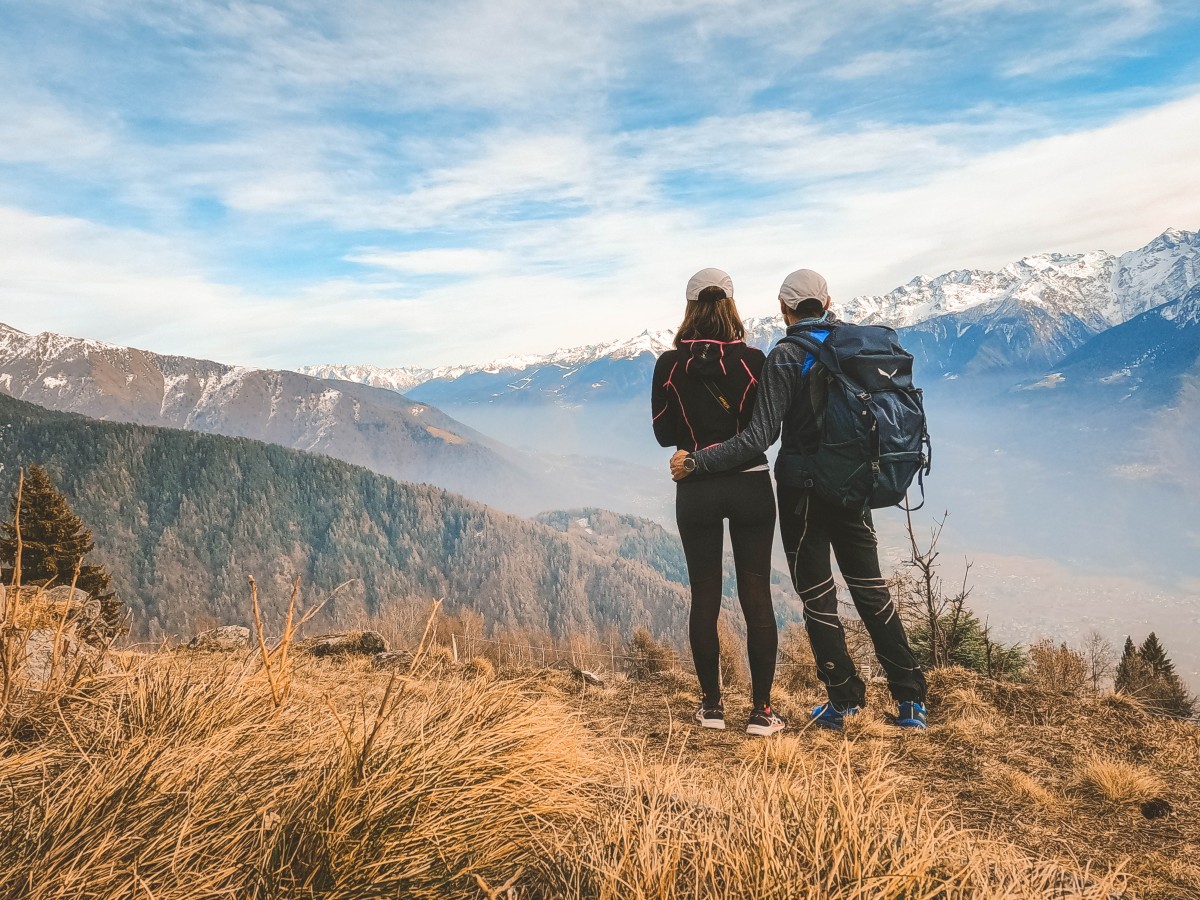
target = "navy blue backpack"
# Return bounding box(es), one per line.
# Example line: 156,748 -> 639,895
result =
780,325 -> 931,510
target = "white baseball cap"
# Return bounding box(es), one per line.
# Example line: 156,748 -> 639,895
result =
685,267 -> 734,303
778,269 -> 830,310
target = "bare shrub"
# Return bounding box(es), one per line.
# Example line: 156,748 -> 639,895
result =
1028,639 -> 1089,695
777,623 -> 819,694
462,656 -> 496,681
626,627 -> 678,679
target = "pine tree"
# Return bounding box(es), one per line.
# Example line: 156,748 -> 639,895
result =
0,465 -> 124,642
1115,632 -> 1195,719
1138,632 -> 1175,680
1114,636 -> 1138,692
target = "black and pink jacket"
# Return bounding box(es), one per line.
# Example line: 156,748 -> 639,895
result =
651,339 -> 768,479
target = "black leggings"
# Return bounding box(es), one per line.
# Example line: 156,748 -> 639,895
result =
676,471 -> 777,708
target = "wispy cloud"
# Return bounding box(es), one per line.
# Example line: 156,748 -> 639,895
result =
828,50 -> 927,82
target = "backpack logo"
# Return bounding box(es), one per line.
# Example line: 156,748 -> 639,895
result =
877,367 -> 898,379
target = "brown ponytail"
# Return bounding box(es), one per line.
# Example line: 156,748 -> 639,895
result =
674,288 -> 747,347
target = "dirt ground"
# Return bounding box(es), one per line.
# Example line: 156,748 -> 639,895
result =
529,665 -> 1200,899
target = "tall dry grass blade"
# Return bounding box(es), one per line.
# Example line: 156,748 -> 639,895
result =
8,468 -> 22,591
1,470 -> 26,715
248,575 -> 283,707
407,597 -> 444,676
45,559 -> 81,686
356,667 -> 404,781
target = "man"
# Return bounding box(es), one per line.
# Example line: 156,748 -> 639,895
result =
670,268 -> 928,731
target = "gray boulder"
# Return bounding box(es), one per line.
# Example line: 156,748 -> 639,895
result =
11,629 -> 111,684
46,586 -> 101,623
186,625 -> 252,652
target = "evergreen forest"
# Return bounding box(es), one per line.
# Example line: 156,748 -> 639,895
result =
0,394 -> 688,641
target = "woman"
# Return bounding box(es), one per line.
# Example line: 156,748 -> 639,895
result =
651,268 -> 784,736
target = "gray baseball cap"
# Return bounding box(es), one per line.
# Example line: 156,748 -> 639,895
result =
778,269 -> 830,310
685,267 -> 734,303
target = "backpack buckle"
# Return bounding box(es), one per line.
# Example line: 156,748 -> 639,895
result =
871,461 -> 881,475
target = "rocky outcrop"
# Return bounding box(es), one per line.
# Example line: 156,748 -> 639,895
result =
296,630 -> 388,657
185,625 -> 251,652
2,584 -> 102,636
4,627 -> 114,685
370,649 -> 415,671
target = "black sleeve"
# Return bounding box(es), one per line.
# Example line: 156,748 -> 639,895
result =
651,352 -> 681,448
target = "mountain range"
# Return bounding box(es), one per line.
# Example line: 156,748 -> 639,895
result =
0,323 -> 664,517
292,229 -> 1200,474
304,229 -> 1200,423
1019,283 -> 1200,403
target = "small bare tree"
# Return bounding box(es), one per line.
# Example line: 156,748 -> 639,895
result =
900,509 -> 972,668
1083,630 -> 1115,695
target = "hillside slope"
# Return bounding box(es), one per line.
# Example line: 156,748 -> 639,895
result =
0,323 -> 563,513
0,393 -> 688,640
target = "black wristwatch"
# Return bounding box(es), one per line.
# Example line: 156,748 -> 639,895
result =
682,454 -> 697,473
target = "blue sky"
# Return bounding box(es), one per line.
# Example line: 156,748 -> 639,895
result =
1,0 -> 1199,367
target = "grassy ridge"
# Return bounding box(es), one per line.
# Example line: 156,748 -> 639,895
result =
8,634 -> 1194,897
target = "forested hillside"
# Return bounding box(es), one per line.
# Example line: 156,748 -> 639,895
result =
536,508 -> 691,586
536,507 -> 803,622
0,394 -> 688,640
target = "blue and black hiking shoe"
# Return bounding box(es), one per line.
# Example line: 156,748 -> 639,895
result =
895,700 -> 927,730
810,702 -> 860,731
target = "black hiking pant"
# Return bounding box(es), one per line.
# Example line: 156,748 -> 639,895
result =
777,483 -> 926,708
676,471 -> 777,709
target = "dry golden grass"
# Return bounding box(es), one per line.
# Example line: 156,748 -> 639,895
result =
983,762 -> 1060,810
563,739 -> 1124,899
6,634 -> 1197,898
1,655 -> 596,899
1074,756 -> 1166,804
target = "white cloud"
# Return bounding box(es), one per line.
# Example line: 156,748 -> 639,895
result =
3,90 -> 1200,367
347,248 -> 506,275
828,50 -> 926,81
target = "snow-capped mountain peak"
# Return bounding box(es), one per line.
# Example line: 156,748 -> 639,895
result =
839,230 -> 1199,334
300,329 -> 680,391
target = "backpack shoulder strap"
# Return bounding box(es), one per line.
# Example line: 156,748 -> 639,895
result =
777,332 -> 825,356
779,329 -> 843,380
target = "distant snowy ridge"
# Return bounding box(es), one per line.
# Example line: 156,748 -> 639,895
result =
300,329 -> 679,392
303,320 -> 787,392
844,228 -> 1200,330
305,228 -> 1199,392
